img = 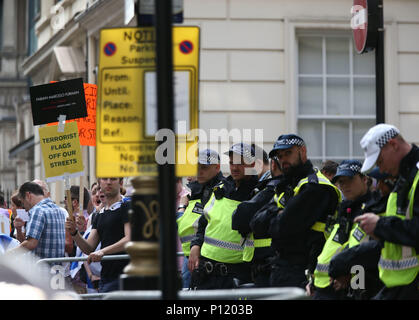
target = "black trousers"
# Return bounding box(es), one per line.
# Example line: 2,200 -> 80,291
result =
190,258 -> 251,290
269,258 -> 307,289
251,259 -> 272,288
313,285 -> 351,300
373,275 -> 419,300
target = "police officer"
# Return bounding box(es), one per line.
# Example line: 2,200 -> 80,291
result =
355,124 -> 419,299
252,144 -> 271,182
232,147 -> 283,287
189,143 -> 259,289
176,149 -> 225,288
252,134 -> 341,289
312,160 -> 377,299
368,167 -> 396,202
327,167 -> 395,300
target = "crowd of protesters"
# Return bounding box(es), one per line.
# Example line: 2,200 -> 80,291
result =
0,178 -> 131,294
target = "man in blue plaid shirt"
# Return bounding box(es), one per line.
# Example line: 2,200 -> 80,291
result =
16,181 -> 66,259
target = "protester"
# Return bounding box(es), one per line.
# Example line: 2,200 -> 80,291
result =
0,192 -> 12,236
64,185 -> 91,293
90,182 -> 102,212
12,182 -> 66,259
11,191 -> 26,242
0,232 -> 20,254
66,177 -> 131,293
81,181 -> 103,293
1,192 -> 20,254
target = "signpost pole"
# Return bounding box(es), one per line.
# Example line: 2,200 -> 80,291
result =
352,0 -> 384,124
375,0 -> 385,124
155,0 -> 179,300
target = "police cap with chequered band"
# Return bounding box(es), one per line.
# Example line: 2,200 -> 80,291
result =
198,149 -> 220,165
367,167 -> 390,181
359,124 -> 400,173
331,159 -> 363,184
224,143 -> 255,163
268,134 -> 306,158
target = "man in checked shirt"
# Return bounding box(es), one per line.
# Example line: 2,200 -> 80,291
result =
13,181 -> 66,259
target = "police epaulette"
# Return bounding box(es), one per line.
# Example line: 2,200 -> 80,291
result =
307,172 -> 319,184
213,183 -> 225,200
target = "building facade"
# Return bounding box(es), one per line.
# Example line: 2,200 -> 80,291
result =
0,0 -> 32,203
4,0 -> 419,202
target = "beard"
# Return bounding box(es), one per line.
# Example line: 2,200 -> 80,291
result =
282,153 -> 304,176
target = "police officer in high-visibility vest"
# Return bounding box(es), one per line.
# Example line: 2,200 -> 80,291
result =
311,160 -> 378,299
355,124 -> 419,300
188,143 -> 259,289
258,134 -> 341,288
176,149 -> 225,289
327,167 -> 395,300
232,146 -> 284,287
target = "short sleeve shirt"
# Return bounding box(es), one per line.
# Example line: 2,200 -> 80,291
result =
26,198 -> 66,259
92,200 -> 130,279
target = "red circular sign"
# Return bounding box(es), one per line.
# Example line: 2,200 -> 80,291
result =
104,42 -> 117,56
352,0 -> 368,53
179,40 -> 193,54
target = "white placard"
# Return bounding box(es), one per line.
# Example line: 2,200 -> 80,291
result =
16,209 -> 30,222
145,70 -> 190,136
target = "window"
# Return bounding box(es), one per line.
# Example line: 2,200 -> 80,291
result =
28,0 -> 40,55
297,31 -> 376,168
0,0 -> 3,50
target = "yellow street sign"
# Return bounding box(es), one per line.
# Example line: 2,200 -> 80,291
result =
97,26 -> 199,178
39,122 -> 84,182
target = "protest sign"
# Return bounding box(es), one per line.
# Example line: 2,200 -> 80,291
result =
47,83 -> 97,146
39,122 -> 84,182
30,78 -> 87,126
16,209 -> 29,222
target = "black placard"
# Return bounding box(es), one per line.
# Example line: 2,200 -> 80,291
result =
29,78 -> 87,125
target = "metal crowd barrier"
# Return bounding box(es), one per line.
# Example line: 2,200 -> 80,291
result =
36,254 -> 131,265
111,287 -> 306,300
78,287 -> 307,300
35,252 -> 185,265
35,253 -> 308,300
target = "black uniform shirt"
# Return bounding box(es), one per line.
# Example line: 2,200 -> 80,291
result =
268,160 -> 340,269
187,171 -> 225,207
232,175 -> 284,237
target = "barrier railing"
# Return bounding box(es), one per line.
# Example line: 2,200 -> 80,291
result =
79,287 -> 308,300
36,251 -> 185,265
36,254 -> 131,265
35,253 -> 308,300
